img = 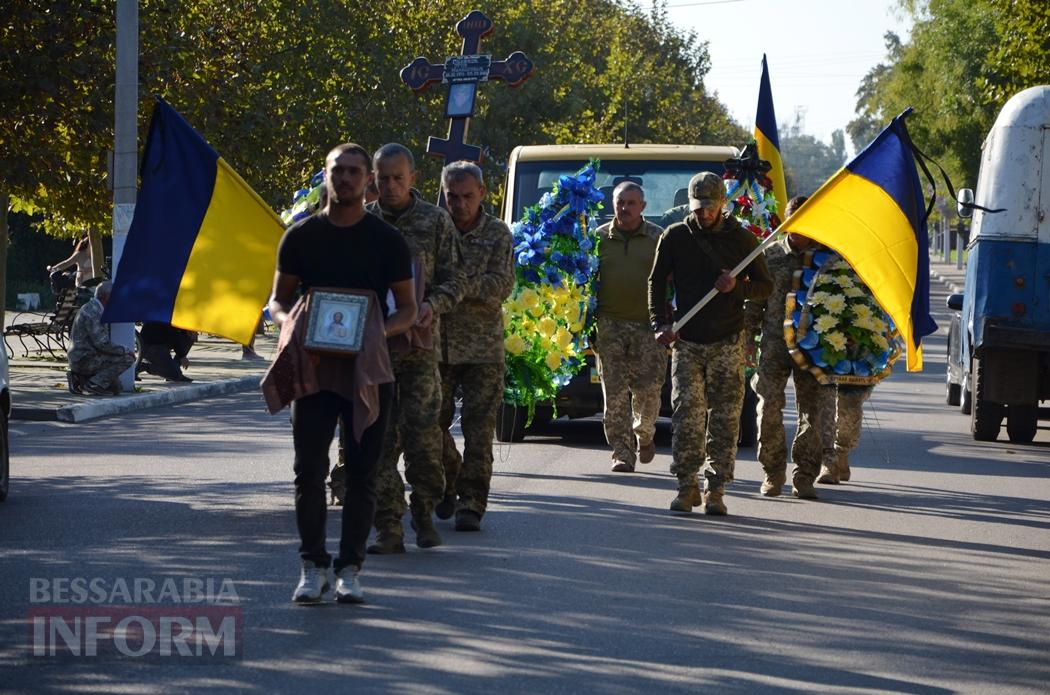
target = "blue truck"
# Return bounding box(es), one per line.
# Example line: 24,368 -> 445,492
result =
945,85 -> 1050,442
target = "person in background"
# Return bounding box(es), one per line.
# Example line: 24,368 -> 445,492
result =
592,181 -> 667,473
137,322 -> 198,383
47,237 -> 95,298
67,281 -> 135,396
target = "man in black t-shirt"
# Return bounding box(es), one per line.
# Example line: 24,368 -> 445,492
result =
269,143 -> 417,605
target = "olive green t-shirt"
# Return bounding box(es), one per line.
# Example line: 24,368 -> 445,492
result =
596,220 -> 663,323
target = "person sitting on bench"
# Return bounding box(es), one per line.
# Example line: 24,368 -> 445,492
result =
47,237 -> 96,296
67,281 -> 135,395
137,322 -> 197,383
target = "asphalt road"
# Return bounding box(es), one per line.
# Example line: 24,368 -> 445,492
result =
2,279 -> 1048,694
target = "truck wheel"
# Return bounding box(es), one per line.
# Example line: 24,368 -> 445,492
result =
970,359 -> 1003,441
495,402 -> 527,443
945,371 -> 961,406
1006,404 -> 1038,444
737,379 -> 758,448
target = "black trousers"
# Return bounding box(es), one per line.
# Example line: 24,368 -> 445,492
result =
138,330 -> 196,380
290,385 -> 393,571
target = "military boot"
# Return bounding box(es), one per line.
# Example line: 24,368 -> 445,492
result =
703,487 -> 728,516
836,452 -> 851,482
411,513 -> 443,549
434,493 -> 456,520
366,526 -> 405,555
760,472 -> 786,497
792,476 -> 819,500
669,485 -> 702,513
816,464 -> 839,485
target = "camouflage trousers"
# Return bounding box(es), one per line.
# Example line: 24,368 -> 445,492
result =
753,340 -> 825,483
70,351 -> 135,392
372,357 -> 446,533
593,316 -> 668,465
670,331 -> 745,490
439,361 -> 504,517
821,384 -> 873,467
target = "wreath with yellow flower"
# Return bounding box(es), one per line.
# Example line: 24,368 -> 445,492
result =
786,251 -> 904,384
503,162 -> 604,419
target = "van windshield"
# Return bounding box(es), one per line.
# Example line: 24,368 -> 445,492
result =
508,159 -> 727,225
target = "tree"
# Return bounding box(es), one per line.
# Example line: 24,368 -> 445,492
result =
980,0 -> 1050,107
780,113 -> 848,198
846,0 -> 1046,189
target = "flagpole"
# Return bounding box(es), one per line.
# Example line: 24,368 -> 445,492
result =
111,0 -> 138,390
671,230 -> 781,334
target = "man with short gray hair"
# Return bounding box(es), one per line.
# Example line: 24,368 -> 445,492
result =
593,181 -> 667,472
434,160 -> 514,532
366,143 -> 466,552
67,280 -> 135,395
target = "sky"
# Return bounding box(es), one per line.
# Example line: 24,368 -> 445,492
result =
661,0 -> 912,153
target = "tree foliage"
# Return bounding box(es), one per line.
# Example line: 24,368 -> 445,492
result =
780,113 -> 847,198
1,0 -> 746,237
849,0 -> 1048,189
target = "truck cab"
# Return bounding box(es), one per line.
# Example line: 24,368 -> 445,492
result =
948,85 -> 1050,442
497,143 -> 761,442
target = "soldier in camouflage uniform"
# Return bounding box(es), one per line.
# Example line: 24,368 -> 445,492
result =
434,161 -> 514,532
745,195 -> 825,499
649,172 -> 773,516
67,281 -> 135,395
818,377 -> 874,484
365,144 -> 465,553
593,182 -> 667,472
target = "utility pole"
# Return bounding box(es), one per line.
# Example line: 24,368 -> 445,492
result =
111,0 -> 138,390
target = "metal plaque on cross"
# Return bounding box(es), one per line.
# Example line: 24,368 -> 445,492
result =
400,9 -> 535,173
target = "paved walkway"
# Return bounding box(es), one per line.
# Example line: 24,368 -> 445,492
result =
3,315 -> 277,422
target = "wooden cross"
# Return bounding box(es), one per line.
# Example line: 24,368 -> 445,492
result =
401,10 -> 535,171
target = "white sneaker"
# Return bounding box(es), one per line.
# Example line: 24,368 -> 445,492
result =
335,565 -> 364,604
292,560 -> 330,603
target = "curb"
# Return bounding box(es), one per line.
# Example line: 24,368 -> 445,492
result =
930,269 -> 963,294
10,375 -> 262,424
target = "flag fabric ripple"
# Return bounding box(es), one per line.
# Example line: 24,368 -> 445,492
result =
104,98 -> 284,345
781,109 -> 937,371
754,54 -> 788,215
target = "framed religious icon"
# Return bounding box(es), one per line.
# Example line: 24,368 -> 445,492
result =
302,288 -> 370,356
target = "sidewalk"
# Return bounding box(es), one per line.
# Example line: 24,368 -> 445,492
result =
3,318 -> 277,423
928,256 -> 965,294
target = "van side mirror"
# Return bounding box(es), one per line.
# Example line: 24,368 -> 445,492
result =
957,188 -> 974,219
946,293 -> 964,311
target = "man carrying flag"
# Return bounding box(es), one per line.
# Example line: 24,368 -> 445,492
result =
649,172 -> 773,516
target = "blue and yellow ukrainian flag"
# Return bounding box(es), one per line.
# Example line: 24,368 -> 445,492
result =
104,98 -> 284,345
755,54 -> 787,215
782,109 -> 937,371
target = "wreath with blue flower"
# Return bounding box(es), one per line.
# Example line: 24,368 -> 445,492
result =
786,250 -> 904,385
502,161 -> 604,420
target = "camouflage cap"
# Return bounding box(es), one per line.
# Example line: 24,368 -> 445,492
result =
688,171 -> 726,211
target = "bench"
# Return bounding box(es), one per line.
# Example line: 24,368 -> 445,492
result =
4,287 -> 81,359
